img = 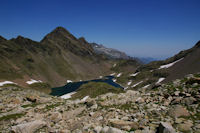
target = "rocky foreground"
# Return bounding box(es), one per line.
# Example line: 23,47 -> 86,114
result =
0,74 -> 200,133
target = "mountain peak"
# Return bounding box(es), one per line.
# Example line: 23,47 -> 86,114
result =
41,26 -> 77,43
53,26 -> 70,34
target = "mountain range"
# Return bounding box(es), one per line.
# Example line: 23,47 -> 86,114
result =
0,26 -> 200,93
0,27 -> 140,89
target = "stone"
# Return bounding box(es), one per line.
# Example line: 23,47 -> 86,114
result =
177,121 -> 193,132
50,112 -> 62,122
89,112 -> 95,116
158,122 -> 176,133
26,96 -> 37,103
10,98 -> 21,104
171,97 -> 182,105
175,118 -> 185,124
181,97 -> 196,105
94,126 -> 102,133
109,119 -> 139,130
168,105 -> 190,118
134,130 -> 142,133
196,124 -> 200,129
60,129 -> 71,133
91,104 -> 98,109
136,97 -> 145,103
174,91 -> 180,96
186,77 -> 200,84
97,116 -> 103,121
11,120 -> 46,133
84,99 -> 96,108
102,127 -> 124,133
101,126 -> 110,132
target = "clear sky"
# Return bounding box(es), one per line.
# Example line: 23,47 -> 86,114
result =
0,0 -> 200,59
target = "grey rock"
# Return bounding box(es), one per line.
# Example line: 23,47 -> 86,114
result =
177,121 -> 193,132
101,127 -> 125,133
94,126 -> 102,133
168,105 -> 190,118
158,122 -> 176,133
11,120 -> 46,133
181,97 -> 196,105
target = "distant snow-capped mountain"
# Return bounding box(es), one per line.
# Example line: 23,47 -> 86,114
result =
90,43 -> 130,60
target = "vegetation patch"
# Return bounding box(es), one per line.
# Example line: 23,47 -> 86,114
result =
72,82 -> 123,99
21,103 -> 40,108
0,113 -> 25,121
29,82 -> 51,94
44,102 -> 62,111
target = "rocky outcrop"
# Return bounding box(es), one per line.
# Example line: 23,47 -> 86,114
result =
11,120 -> 46,133
158,122 -> 175,133
0,73 -> 200,132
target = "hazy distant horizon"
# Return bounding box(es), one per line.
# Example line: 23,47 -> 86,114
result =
0,0 -> 200,58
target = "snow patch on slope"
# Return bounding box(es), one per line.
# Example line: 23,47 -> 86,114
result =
67,80 -> 73,83
127,81 -> 132,86
60,92 -> 77,99
81,96 -> 89,102
156,78 -> 165,84
110,73 -> 116,76
143,84 -> 150,89
132,81 -> 143,88
0,81 -> 17,86
130,72 -> 140,77
112,79 -> 117,82
159,58 -> 184,69
26,79 -> 42,85
124,87 -> 128,90
117,73 -> 122,77
113,64 -> 116,67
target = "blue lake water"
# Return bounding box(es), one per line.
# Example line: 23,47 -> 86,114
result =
50,76 -> 123,96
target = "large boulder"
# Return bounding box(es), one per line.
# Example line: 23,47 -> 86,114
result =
168,105 -> 190,118
11,120 -> 46,133
158,122 -> 176,133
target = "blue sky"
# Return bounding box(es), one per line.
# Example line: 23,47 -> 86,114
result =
0,0 -> 200,59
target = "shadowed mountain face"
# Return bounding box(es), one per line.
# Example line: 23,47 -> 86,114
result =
163,41 -> 200,82
0,27 -> 141,88
113,41 -> 200,90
